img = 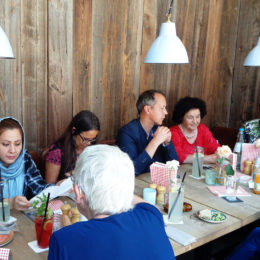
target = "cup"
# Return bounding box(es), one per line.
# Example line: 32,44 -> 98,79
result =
168,183 -> 184,224
34,215 -> 53,248
143,188 -> 156,205
0,179 -> 10,222
192,146 -> 204,178
205,169 -> 217,185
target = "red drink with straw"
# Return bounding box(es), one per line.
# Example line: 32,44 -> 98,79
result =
32,192 -> 53,248
35,216 -> 53,248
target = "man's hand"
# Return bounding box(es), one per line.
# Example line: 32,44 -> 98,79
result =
153,126 -> 171,145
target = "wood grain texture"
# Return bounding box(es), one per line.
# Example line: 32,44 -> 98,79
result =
47,0 -> 73,144
230,0 -> 260,129
73,0 -> 92,115
0,0 -> 21,119
21,0 -> 48,151
0,0 -> 259,150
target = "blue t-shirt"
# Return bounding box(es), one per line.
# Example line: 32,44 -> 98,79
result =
48,203 -> 175,260
116,119 -> 178,175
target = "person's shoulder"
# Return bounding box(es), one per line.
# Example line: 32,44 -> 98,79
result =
198,124 -> 211,132
170,125 -> 180,132
118,119 -> 139,133
134,202 -> 162,218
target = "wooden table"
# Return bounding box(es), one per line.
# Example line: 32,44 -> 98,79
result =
135,164 -> 260,257
7,210 -> 48,260
4,165 -> 259,259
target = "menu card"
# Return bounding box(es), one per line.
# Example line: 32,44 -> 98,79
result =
240,143 -> 259,172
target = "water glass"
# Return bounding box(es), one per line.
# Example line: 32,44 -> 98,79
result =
168,183 -> 184,224
205,169 -> 217,185
192,146 -> 204,178
143,188 -> 156,205
0,179 -> 10,222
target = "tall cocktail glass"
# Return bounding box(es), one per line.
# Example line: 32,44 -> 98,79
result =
192,146 -> 204,178
168,183 -> 184,224
34,215 -> 53,248
0,179 -> 10,222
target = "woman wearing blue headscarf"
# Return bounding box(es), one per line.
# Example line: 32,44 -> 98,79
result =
0,117 -> 53,211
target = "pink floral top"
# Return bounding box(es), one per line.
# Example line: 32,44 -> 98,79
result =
45,144 -> 62,165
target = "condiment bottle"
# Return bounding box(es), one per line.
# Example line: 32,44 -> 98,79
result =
71,207 -> 81,224
149,183 -> 157,190
156,186 -> 166,206
61,202 -> 72,226
253,172 -> 260,195
244,160 -> 253,175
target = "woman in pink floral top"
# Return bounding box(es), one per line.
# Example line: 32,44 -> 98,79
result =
45,110 -> 100,183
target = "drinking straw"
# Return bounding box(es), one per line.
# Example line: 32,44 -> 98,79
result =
168,172 -> 187,219
0,169 -> 5,222
39,192 -> 50,244
195,140 -> 202,177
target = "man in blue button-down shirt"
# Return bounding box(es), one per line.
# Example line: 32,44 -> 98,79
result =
116,89 -> 178,175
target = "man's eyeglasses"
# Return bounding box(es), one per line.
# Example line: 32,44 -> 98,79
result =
78,133 -> 97,145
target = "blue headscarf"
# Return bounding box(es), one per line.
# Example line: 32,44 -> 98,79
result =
0,117 -> 25,198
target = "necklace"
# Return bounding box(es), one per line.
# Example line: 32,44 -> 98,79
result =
179,124 -> 198,139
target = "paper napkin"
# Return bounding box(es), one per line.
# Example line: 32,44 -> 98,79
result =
0,248 -> 10,260
28,240 -> 49,253
207,185 -> 251,197
165,225 -> 196,246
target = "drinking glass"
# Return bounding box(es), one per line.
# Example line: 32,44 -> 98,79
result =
0,179 -> 10,222
205,169 -> 217,185
34,215 -> 53,248
192,146 -> 204,178
168,183 -> 184,224
143,188 -> 156,205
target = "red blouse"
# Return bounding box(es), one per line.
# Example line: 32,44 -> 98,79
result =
170,124 -> 219,164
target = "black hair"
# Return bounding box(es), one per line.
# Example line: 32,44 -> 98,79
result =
172,97 -> 207,124
56,110 -> 100,180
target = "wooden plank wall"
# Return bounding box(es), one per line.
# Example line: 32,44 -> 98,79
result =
0,0 -> 259,152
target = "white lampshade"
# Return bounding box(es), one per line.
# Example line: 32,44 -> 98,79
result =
0,26 -> 14,59
244,37 -> 260,66
144,21 -> 189,64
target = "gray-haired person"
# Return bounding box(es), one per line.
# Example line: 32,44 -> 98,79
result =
48,144 -> 175,260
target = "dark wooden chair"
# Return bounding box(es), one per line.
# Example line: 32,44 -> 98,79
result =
211,126 -> 238,151
97,139 -> 116,145
28,148 -> 48,178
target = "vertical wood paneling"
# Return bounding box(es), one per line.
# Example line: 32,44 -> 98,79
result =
21,0 -> 47,151
0,0 -> 259,150
119,0 -> 143,126
73,0 -> 92,115
0,0 -> 21,119
48,0 -> 73,144
230,0 -> 260,129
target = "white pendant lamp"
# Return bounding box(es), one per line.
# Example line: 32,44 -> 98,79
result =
0,26 -> 14,59
244,37 -> 260,67
144,0 -> 189,64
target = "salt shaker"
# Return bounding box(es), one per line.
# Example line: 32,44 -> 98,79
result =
156,186 -> 166,206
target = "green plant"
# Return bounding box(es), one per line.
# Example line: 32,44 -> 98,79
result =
225,164 -> 234,176
31,193 -> 53,218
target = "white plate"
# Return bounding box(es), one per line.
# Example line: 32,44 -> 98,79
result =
197,209 -> 226,223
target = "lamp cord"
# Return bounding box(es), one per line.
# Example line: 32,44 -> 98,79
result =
167,0 -> 175,18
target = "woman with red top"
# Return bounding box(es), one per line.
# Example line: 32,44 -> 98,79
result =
170,97 -> 219,164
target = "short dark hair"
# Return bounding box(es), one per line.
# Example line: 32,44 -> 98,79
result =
172,97 -> 207,124
136,89 -> 165,114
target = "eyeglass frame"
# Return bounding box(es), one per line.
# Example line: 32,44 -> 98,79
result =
78,133 -> 97,145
